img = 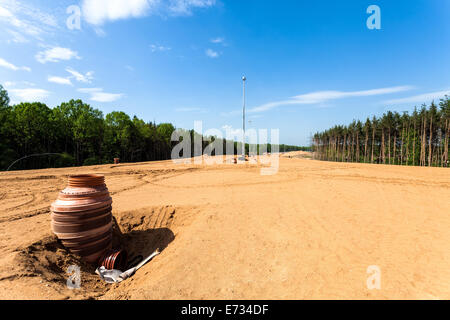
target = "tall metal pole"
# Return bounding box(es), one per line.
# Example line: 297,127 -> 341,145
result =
242,76 -> 246,158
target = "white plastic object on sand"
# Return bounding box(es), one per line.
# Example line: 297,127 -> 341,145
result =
96,249 -> 160,283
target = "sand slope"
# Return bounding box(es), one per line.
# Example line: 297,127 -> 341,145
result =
0,155 -> 449,299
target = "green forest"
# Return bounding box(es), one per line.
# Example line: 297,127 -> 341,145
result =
312,97 -> 450,167
0,84 -> 307,171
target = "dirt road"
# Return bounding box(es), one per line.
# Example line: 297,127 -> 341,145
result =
0,154 -> 449,299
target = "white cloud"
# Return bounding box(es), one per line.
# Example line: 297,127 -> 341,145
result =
3,81 -> 35,88
78,88 -> 123,102
0,0 -> 58,42
150,44 -> 171,52
81,0 -> 216,25
3,81 -> 15,87
8,88 -> 50,102
205,48 -> 219,58
82,0 -> 154,25
250,86 -> 415,113
0,57 -> 31,71
210,37 -> 224,44
384,90 -> 450,105
36,47 -> 80,64
94,28 -> 106,37
66,67 -> 94,83
48,76 -> 73,86
0,6 -> 13,18
6,29 -> 28,43
168,0 -> 216,16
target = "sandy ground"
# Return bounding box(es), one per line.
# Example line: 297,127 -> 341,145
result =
0,153 -> 449,300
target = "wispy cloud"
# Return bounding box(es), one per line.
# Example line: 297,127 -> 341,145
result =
205,48 -> 219,58
81,0 -> 216,26
250,86 -> 415,113
36,47 -> 80,64
3,81 -> 15,87
384,90 -> 450,105
150,44 -> 171,52
0,0 -> 58,42
78,88 -> 123,103
210,37 -> 224,44
0,57 -> 31,72
8,88 -> 50,102
6,29 -> 28,43
3,81 -> 35,88
48,76 -> 72,86
3,80 -> 44,104
94,28 -> 106,37
0,6 -> 14,19
46,68 -> 93,86
167,0 -> 216,16
66,67 -> 94,83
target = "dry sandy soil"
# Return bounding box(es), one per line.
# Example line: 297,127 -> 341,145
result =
0,152 -> 449,300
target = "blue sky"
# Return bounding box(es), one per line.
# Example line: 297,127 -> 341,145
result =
0,0 -> 449,146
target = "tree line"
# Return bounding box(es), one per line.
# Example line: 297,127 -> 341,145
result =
312,97 -> 450,167
0,84 -> 306,171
